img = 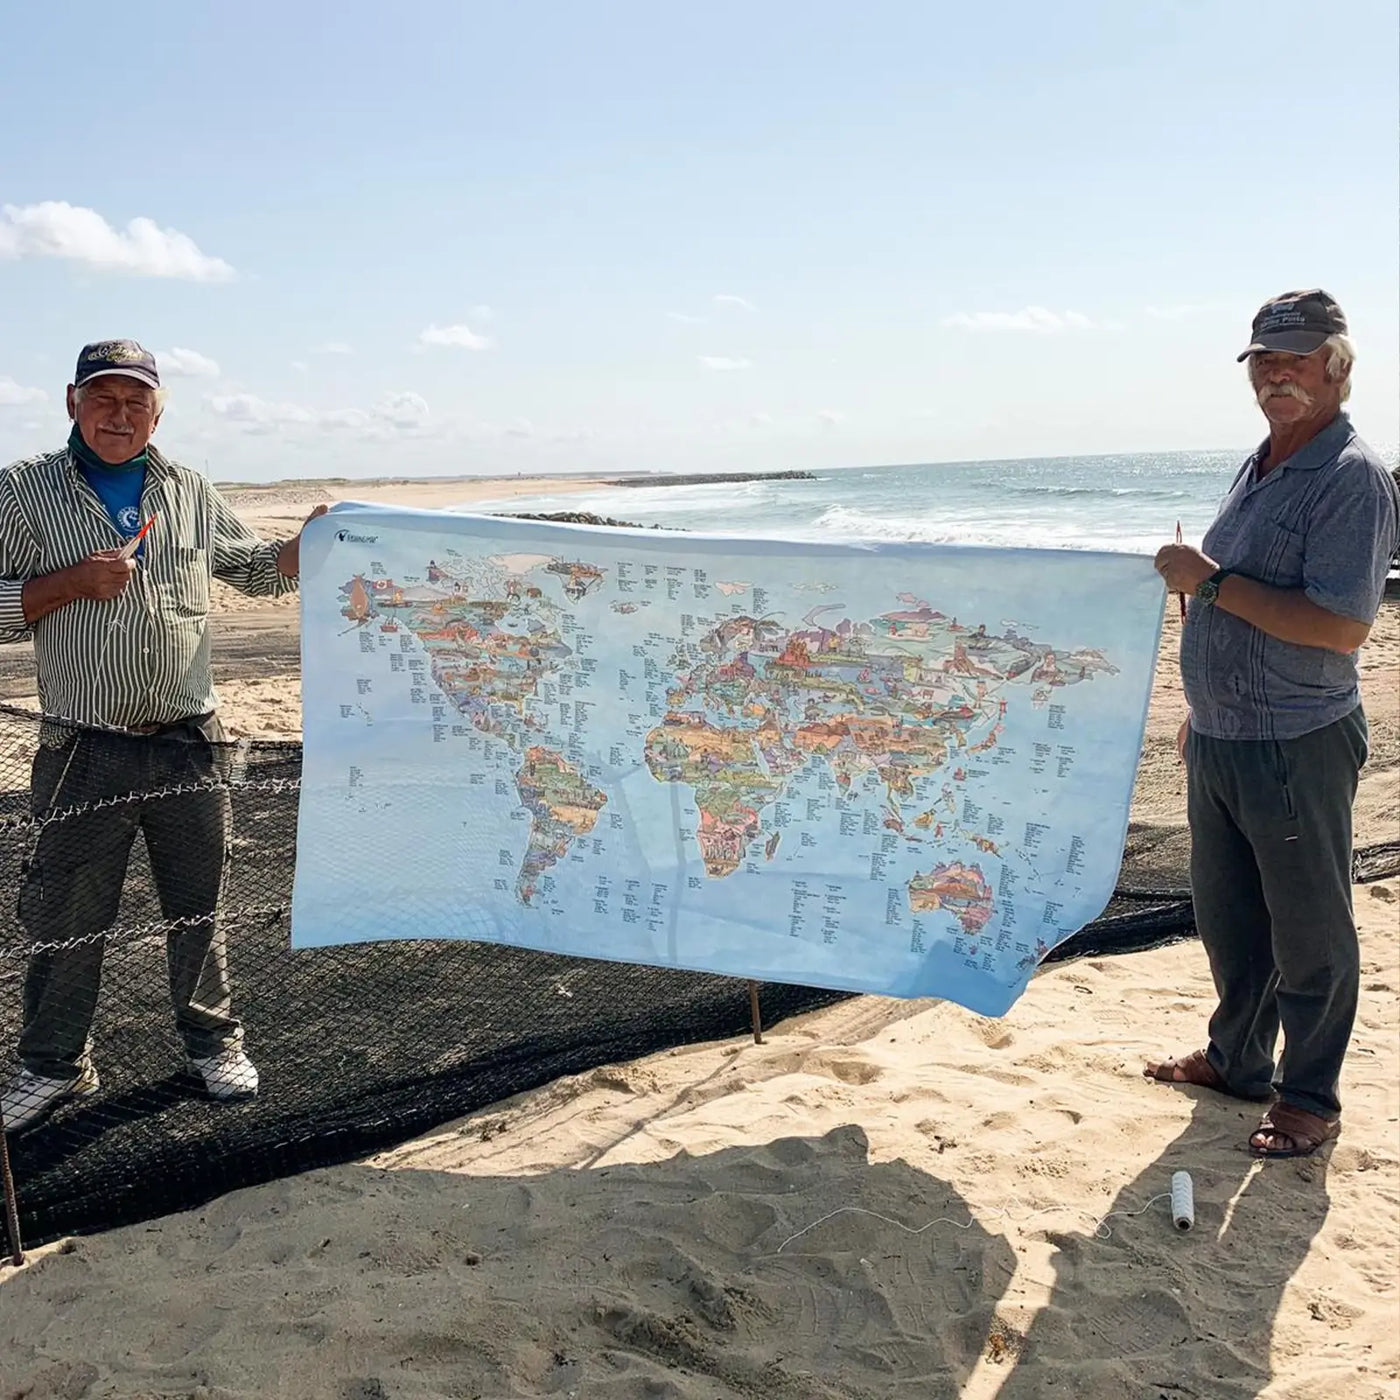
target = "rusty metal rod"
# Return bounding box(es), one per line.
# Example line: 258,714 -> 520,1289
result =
0,1122 -> 24,1267
748,980 -> 763,1044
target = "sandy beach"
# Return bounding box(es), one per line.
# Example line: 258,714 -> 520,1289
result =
1,474 -> 1397,1399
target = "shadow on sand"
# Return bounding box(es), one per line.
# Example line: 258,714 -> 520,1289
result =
2,1102 -> 1337,1398
3,1124 -> 1011,1399
993,1093 -> 1332,1399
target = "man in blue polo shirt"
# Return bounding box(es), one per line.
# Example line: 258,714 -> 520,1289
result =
1145,290 -> 1399,1158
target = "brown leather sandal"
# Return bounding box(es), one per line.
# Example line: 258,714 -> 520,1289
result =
1143,1047 -> 1228,1092
1249,1103 -> 1341,1159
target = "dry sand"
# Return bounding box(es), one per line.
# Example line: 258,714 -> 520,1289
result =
2,474 -> 1397,1400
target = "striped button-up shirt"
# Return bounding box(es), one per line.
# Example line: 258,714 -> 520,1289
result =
0,443 -> 296,729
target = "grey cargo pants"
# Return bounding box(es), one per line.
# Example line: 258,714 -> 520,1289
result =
17,716 -> 241,1080
1188,706 -> 1367,1118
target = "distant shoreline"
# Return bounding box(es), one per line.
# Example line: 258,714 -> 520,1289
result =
216,468 -> 816,494
601,469 -> 816,488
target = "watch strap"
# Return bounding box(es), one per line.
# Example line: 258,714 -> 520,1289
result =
1194,567 -> 1234,603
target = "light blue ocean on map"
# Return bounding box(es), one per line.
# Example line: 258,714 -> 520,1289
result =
292,503 -> 1165,1016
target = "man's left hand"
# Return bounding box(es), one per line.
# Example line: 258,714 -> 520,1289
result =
276,504 -> 330,578
1154,543 -> 1219,597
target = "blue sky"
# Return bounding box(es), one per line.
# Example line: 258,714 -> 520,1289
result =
1,1 -> 1396,481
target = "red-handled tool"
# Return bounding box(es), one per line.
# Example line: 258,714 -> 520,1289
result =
118,512 -> 158,560
1176,523 -> 1187,621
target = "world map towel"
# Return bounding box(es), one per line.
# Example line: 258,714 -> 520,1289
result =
292,504 -> 1165,1015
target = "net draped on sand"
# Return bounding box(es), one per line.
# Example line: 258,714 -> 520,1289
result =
0,702 -> 1339,1258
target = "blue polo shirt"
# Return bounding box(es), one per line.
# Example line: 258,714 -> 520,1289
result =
1181,413 -> 1399,741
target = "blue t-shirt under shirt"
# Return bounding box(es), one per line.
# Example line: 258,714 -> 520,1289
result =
78,460 -> 146,544
68,425 -> 147,547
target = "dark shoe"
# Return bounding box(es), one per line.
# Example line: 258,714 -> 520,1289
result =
1143,1047 -> 1271,1102
1249,1103 -> 1340,1159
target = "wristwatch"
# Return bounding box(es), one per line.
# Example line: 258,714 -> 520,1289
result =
1194,568 -> 1233,605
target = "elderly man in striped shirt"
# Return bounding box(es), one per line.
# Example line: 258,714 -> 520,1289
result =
0,341 -> 324,1133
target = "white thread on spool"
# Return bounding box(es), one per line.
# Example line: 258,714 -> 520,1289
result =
1170,1170 -> 1194,1232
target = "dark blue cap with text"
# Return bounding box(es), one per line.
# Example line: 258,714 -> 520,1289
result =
73,340 -> 161,390
1236,290 -> 1348,361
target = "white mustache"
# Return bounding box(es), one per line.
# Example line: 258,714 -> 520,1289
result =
1256,381 -> 1312,408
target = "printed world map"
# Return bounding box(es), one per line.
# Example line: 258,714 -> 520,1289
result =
293,507 -> 1164,1014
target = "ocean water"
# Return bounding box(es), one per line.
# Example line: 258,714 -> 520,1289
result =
471,446 -> 1400,555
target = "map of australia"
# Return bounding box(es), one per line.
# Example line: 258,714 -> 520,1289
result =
293,506 -> 1164,1015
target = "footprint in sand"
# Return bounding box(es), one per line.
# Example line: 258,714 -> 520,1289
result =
801,1048 -> 886,1086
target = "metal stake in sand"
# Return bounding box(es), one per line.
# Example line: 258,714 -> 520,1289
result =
0,1121 -> 24,1266
748,980 -> 764,1044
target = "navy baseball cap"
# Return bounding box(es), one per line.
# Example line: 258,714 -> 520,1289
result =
1237,290 -> 1347,361
73,339 -> 160,390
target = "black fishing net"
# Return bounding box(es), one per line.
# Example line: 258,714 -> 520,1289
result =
1,715 -> 1395,1257
0,705 -> 864,1254
0,707 -> 1199,1259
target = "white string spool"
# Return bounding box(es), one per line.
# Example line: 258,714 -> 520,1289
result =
1170,1170 -> 1194,1232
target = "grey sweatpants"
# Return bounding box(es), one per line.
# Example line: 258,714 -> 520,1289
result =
17,717 -> 240,1080
1187,706 -> 1367,1118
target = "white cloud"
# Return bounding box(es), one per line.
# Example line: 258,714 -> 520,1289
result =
317,408 -> 372,431
940,306 -> 1099,333
206,389 -> 432,437
373,390 -> 431,429
817,409 -> 846,427
418,323 -> 492,350
207,394 -> 315,432
667,311 -> 706,325
713,294 -> 754,311
157,346 -> 220,378
0,201 -> 234,281
290,360 -> 309,373
0,376 -> 47,408
314,341 -> 354,355
699,356 -> 753,371
749,411 -> 773,426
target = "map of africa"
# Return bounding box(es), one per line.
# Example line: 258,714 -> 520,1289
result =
293,505 -> 1164,1014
